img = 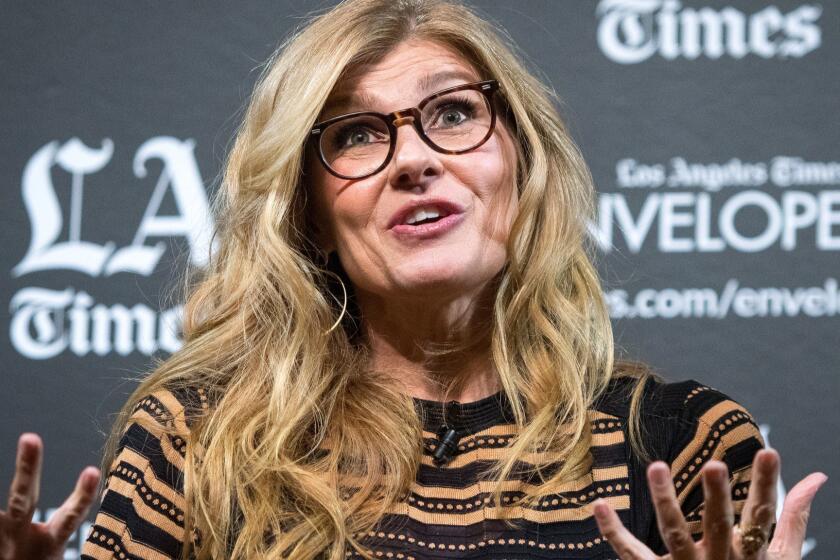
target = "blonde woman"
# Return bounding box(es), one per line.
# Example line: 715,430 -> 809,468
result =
1,1 -> 826,559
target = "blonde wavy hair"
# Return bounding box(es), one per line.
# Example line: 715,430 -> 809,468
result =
102,0 -> 659,558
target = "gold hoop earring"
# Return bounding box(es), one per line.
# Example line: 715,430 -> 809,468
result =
324,273 -> 348,335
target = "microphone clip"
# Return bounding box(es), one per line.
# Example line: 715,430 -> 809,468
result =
432,424 -> 460,466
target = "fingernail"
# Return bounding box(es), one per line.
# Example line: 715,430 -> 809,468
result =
649,464 -> 669,486
84,469 -> 100,492
19,442 -> 38,462
650,469 -> 664,485
761,457 -> 777,475
704,467 -> 724,483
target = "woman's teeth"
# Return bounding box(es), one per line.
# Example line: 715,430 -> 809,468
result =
405,207 -> 443,225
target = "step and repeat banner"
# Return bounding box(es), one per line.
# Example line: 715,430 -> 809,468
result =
1,1 -> 837,557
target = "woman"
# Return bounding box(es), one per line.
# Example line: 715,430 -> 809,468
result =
1,0 -> 826,559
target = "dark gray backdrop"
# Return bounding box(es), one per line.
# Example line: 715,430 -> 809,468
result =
2,1 -> 837,557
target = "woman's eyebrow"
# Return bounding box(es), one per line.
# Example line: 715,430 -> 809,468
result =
324,91 -> 382,116
323,69 -> 478,116
416,69 -> 477,95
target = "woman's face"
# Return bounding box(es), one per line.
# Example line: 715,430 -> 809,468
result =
306,39 -> 519,302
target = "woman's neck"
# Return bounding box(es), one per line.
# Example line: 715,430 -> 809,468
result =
356,284 -> 501,403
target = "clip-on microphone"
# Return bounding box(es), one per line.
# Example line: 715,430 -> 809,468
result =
432,424 -> 460,466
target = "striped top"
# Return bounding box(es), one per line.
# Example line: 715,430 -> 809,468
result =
81,376 -> 770,559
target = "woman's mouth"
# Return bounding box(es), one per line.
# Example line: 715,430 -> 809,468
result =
390,212 -> 465,240
387,199 -> 466,241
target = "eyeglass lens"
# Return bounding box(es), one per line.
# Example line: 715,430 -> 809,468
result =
319,87 -> 493,179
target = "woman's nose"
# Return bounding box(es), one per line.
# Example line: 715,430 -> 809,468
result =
387,118 -> 443,188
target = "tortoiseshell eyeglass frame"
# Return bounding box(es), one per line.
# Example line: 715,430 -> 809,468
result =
309,79 -> 501,180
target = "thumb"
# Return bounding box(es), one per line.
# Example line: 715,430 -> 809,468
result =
766,472 -> 827,556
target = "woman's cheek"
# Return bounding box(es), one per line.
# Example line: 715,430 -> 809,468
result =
333,191 -> 378,233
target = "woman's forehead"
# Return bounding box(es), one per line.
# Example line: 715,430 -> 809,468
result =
324,68 -> 480,116
322,39 -> 483,113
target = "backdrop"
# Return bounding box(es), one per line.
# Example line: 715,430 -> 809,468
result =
2,1 -> 837,557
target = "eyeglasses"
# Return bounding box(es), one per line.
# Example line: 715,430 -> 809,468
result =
310,79 -> 501,180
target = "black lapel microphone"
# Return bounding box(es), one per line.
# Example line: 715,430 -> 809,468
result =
432,424 -> 461,466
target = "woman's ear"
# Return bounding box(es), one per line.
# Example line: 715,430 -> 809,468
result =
309,213 -> 336,254
310,212 -> 337,257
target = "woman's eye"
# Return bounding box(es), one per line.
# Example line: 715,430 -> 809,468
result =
441,108 -> 465,125
339,128 -> 371,147
432,100 -> 475,127
333,125 -> 386,150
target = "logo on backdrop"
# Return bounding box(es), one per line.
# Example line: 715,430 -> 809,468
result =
596,0 -> 823,64
9,137 -> 215,359
593,156 -> 840,254
594,155 -> 840,319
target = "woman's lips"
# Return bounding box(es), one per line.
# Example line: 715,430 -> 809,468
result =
389,212 -> 465,240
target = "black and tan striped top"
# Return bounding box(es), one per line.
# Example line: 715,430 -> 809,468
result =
81,376 -> 769,559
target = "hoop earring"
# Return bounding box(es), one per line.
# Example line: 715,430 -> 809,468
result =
317,248 -> 331,268
324,273 -> 348,335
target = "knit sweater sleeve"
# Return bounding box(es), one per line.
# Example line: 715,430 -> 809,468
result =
80,388 -> 205,560
645,379 -> 774,552
639,380 -> 775,554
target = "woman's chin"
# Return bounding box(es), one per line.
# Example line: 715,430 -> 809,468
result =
390,267 -> 488,298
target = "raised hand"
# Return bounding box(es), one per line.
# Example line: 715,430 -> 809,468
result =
593,448 -> 827,559
0,434 -> 101,560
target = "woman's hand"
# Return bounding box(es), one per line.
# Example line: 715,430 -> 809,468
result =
0,433 -> 101,560
593,448 -> 827,559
